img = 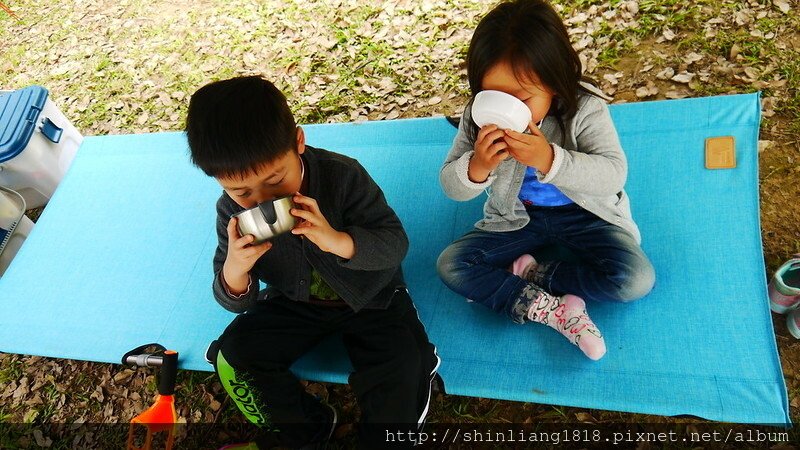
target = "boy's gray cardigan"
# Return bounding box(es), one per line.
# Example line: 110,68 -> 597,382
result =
212,146 -> 408,313
440,84 -> 642,244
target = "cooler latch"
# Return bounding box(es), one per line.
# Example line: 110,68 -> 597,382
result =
40,117 -> 63,143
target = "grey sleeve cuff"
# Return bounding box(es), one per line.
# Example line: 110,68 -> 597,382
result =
212,271 -> 257,313
454,151 -> 495,190
538,143 -> 565,184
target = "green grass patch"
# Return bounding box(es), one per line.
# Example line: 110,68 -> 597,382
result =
680,19 -> 800,130
0,358 -> 25,385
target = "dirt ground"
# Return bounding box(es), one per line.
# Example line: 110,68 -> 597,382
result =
1,0 -> 799,448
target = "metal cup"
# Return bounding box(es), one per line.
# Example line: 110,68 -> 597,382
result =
232,195 -> 297,244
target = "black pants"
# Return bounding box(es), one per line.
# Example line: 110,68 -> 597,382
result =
209,289 -> 439,449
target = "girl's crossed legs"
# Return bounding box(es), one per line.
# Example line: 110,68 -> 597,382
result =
436,204 -> 655,359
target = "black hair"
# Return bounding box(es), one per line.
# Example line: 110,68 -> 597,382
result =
465,0 -> 598,143
186,75 -> 297,179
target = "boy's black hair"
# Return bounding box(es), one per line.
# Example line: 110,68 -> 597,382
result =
465,0 -> 598,143
186,75 -> 297,179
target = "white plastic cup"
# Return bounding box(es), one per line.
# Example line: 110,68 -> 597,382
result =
471,90 -> 532,133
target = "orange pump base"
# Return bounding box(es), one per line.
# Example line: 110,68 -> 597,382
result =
126,394 -> 177,450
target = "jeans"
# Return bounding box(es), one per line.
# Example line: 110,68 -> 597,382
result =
437,203 -> 655,323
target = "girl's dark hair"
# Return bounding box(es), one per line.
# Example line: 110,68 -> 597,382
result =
465,0 -> 597,142
186,75 -> 297,179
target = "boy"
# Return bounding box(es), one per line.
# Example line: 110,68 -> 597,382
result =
186,76 -> 440,449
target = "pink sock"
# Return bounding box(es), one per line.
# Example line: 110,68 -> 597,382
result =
510,254 -> 537,280
527,291 -> 606,360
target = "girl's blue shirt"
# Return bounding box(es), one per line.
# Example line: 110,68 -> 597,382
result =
518,166 -> 573,207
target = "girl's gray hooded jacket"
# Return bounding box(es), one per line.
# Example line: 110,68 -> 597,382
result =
440,84 -> 641,244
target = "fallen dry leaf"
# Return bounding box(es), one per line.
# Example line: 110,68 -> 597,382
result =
683,52 -> 703,65
665,90 -> 689,99
113,369 -> 135,384
656,67 -> 675,80
729,43 -> 742,60
33,429 -> 52,448
636,82 -> 659,98
743,66 -> 760,81
774,0 -> 791,14
671,72 -> 694,84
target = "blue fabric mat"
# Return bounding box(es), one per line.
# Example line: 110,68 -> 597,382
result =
0,93 -> 789,424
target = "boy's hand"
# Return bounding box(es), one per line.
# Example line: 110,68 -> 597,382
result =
290,193 -> 355,260
222,216 -> 272,294
468,124 -> 509,182
503,120 -> 554,174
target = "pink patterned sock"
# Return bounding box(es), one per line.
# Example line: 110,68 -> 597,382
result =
526,289 -> 606,361
510,254 -> 537,280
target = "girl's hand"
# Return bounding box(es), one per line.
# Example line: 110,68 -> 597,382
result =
468,124 -> 509,182
290,193 -> 355,259
222,216 -> 272,294
503,120 -> 554,174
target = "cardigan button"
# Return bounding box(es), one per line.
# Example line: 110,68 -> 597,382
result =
299,279 -> 306,285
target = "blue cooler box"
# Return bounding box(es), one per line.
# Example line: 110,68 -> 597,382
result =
0,85 -> 83,209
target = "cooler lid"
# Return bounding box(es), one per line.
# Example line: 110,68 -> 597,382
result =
0,85 -> 49,163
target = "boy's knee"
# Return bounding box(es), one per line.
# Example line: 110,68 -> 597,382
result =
397,343 -> 424,377
378,338 -> 426,389
216,334 -> 273,373
215,337 -> 248,373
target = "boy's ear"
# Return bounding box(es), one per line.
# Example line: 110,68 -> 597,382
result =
296,126 -> 306,155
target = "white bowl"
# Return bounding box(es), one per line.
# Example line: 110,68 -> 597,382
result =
471,90 -> 532,133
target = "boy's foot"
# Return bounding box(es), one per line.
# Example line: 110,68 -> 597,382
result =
322,403 -> 338,443
299,402 -> 337,450
218,404 -> 337,450
510,254 -> 538,280
418,348 -> 442,430
522,284 -> 606,360
218,443 -> 259,450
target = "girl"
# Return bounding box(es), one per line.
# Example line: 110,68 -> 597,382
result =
437,0 -> 655,361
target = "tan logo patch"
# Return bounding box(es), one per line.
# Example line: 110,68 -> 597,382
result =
705,136 -> 736,169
